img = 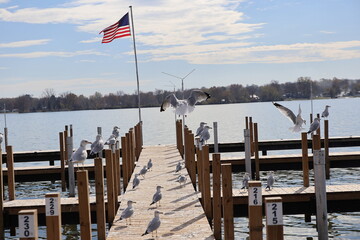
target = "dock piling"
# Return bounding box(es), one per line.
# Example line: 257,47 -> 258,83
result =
248,181 -> 263,240
265,197 -> 284,240
254,123 -> 260,180
324,120 -> 330,179
94,157 -> 106,240
0,149 -> 4,238
66,128 -> 75,197
244,129 -> 252,178
202,145 -> 212,222
301,132 -> 310,187
59,132 -> 66,191
222,163 -> 234,239
105,149 -> 116,224
18,209 -> 38,240
213,122 -> 219,153
212,153 -> 221,240
77,170 -> 92,240
45,193 -> 61,240
6,145 -> 15,200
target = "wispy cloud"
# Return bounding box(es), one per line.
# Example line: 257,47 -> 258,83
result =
320,30 -> 335,34
0,50 -> 107,58
80,37 -> 102,43
0,66 -> 8,70
0,39 -> 51,48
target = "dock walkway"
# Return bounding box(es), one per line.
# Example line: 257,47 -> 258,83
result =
107,145 -> 215,240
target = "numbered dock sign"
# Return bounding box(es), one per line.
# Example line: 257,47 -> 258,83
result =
249,186 -> 262,206
46,196 -> 59,216
18,210 -> 37,238
266,201 -> 283,225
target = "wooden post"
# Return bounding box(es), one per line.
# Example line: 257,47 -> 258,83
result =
6,145 -> 15,200
265,197 -> 284,240
129,129 -> 135,171
59,132 -> 66,191
196,147 -> 204,205
316,113 -> 321,136
254,123 -> 260,180
213,122 -> 219,153
66,133 -> 75,197
0,149 -> 4,239
116,148 -> 121,195
121,136 -> 129,191
212,153 -> 221,240
188,133 -> 197,188
183,127 -> 189,169
94,157 -> 106,240
221,163 -> 234,240
249,117 -> 254,156
245,116 -> 249,129
301,132 -> 310,187
19,209 -> 38,240
310,113 -> 313,126
313,135 -> 329,240
45,193 -> 61,240
105,149 -> 116,224
202,145 -> 212,222
112,151 -> 119,208
248,181 -> 263,240
76,170 -> 92,240
324,120 -> 330,179
244,129 -> 252,178
176,120 -> 184,157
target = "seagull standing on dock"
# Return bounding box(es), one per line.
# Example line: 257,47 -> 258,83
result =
141,210 -> 163,237
105,134 -> 116,145
199,126 -> 212,145
160,90 -> 210,116
0,132 -> 3,144
147,159 -> 153,171
90,134 -> 104,157
273,102 -> 306,132
177,175 -> 187,187
132,173 -> 140,189
241,172 -> 250,190
265,171 -> 275,190
119,200 -> 135,225
321,105 -> 330,118
69,139 -> 92,169
307,118 -> 321,134
175,161 -> 182,173
112,126 -> 120,138
195,122 -> 207,136
139,166 -> 148,179
150,186 -> 163,207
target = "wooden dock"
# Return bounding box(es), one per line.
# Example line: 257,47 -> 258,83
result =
107,145 -> 215,240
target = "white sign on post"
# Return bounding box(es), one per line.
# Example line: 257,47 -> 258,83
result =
46,196 -> 59,216
248,186 -> 262,206
266,202 -> 283,225
19,214 -> 35,238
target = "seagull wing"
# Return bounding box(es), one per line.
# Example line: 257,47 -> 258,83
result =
273,102 -> 297,124
160,94 -> 179,112
187,90 -> 210,106
146,217 -> 160,234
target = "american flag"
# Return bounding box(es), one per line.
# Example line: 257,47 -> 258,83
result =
99,13 -> 131,43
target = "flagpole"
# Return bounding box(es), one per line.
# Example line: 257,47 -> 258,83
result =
129,6 -> 142,123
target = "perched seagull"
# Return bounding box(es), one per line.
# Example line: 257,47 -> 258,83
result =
119,200 -> 135,225
0,132 -> 3,144
160,90 -> 211,116
147,159 -> 153,171
132,173 -> 140,189
139,166 -> 148,179
112,126 -> 120,138
104,134 -> 116,145
175,161 -> 182,173
265,171 -> 275,190
321,105 -> 331,118
273,102 -> 306,132
199,126 -> 212,145
241,172 -> 250,190
141,210 -> 163,237
177,175 -> 187,187
89,134 -> 104,157
69,139 -> 92,169
195,122 -> 207,136
150,186 -> 163,207
307,118 -> 321,134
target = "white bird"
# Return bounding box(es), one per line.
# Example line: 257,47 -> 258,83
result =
177,175 -> 187,187
90,134 -> 104,157
0,132 -> 3,144
147,159 -> 153,171
150,186 -> 163,207
139,165 -> 148,179
199,126 -> 212,145
307,118 -> 321,134
69,139 -> 92,169
141,210 -> 163,237
195,122 -> 207,136
160,90 -> 210,116
241,172 -> 250,190
112,126 -> 120,138
273,102 -> 306,132
104,134 -> 116,145
175,161 -> 182,173
132,173 -> 140,189
321,105 -> 330,118
265,171 -> 275,190
119,200 -> 135,225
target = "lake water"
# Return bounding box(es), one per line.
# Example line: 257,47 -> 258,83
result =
2,98 -> 360,239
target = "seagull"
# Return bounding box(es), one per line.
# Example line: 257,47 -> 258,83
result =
112,126 -> 120,138
307,118 -> 321,134
132,173 -> 140,189
141,210 -> 163,237
195,122 -> 207,136
265,171 -> 275,190
175,161 -> 182,173
241,172 -> 250,190
89,134 -> 104,157
160,90 -> 210,116
199,126 -> 212,145
69,139 -> 92,169
273,102 -> 306,132
139,166 -> 148,179
0,132 -> 3,144
147,159 -> 153,171
104,134 -> 116,145
119,200 -> 135,225
321,105 -> 330,118
150,186 -> 163,207
177,175 -> 187,187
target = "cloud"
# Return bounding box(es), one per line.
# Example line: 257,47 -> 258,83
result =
0,39 -> 51,48
0,66 -> 8,70
320,30 -> 335,34
0,49 -> 107,58
80,37 -> 102,43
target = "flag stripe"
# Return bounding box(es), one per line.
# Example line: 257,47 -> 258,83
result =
100,13 -> 131,43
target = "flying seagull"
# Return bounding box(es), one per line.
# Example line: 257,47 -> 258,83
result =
69,139 -> 92,169
307,118 -> 321,134
160,90 -> 210,116
273,102 -> 306,132
141,210 -> 163,237
321,105 -> 330,118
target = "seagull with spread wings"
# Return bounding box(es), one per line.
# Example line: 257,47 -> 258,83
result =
273,102 -> 306,132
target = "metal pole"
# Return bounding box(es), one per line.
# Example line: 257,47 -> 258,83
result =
213,122 -> 218,153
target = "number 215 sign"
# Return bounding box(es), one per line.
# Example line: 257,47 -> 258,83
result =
266,202 -> 283,225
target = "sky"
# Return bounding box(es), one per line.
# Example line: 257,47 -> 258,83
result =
0,0 -> 359,98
